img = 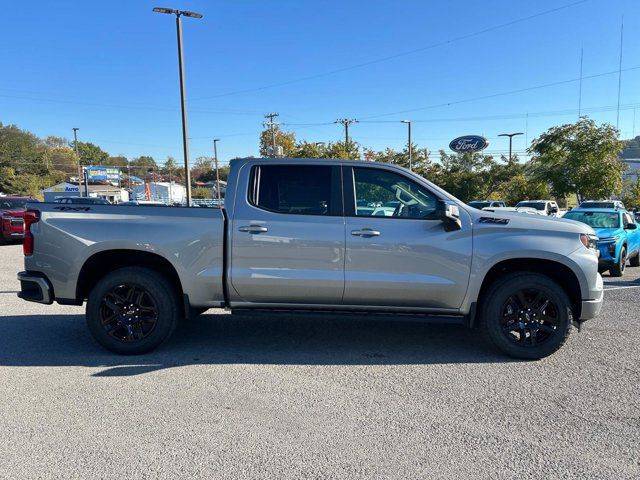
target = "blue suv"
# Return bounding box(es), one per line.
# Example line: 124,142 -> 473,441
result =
564,208 -> 640,276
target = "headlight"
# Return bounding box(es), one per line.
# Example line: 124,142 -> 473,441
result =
580,233 -> 598,251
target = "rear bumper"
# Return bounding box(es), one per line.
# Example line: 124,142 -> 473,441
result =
17,271 -> 53,305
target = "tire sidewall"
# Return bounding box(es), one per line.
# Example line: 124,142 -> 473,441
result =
86,267 -> 179,355
481,274 -> 572,360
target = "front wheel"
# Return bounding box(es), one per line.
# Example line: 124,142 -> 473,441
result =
86,267 -> 180,354
479,273 -> 572,360
629,251 -> 640,267
610,247 -> 627,277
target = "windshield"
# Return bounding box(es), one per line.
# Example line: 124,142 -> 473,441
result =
580,202 -> 615,209
0,199 -> 29,209
516,201 -> 546,211
563,211 -> 620,229
469,201 -> 490,209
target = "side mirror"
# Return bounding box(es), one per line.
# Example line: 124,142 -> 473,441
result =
434,200 -> 462,231
625,223 -> 637,230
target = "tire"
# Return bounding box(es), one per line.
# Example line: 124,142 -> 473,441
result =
86,267 -> 180,355
479,272 -> 573,360
610,247 -> 627,277
629,251 -> 640,267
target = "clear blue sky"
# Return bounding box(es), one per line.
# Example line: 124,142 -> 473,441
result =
2,0 -> 639,166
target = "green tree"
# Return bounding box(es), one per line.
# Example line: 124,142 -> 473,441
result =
0,123 -> 46,174
325,140 -> 360,160
46,146 -> 78,176
259,125 -> 296,157
621,177 -> 640,210
108,156 -> 129,168
74,141 -> 109,166
129,155 -> 157,177
528,118 -> 625,202
292,141 -> 328,158
44,136 -> 68,148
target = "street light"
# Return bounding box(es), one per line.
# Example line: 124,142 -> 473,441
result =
401,120 -> 412,171
153,7 -> 203,206
498,132 -> 524,162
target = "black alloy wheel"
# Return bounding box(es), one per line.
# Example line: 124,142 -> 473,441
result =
500,288 -> 559,347
99,284 -> 159,342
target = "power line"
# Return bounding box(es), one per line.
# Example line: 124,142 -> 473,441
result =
190,0 -> 588,102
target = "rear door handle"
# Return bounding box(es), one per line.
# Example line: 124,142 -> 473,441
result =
351,228 -> 381,237
239,225 -> 268,234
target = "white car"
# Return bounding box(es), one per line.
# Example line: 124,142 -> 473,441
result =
482,206 -> 539,215
515,200 -> 560,216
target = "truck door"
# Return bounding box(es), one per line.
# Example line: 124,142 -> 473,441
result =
342,166 -> 472,310
229,163 -> 345,305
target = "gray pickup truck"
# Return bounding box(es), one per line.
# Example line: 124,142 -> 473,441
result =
17,158 -> 603,359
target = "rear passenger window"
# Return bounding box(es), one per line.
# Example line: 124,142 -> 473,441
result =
251,165 -> 335,216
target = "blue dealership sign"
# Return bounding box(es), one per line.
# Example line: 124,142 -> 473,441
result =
85,166 -> 121,182
449,135 -> 489,153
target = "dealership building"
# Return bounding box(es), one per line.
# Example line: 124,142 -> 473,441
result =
42,183 -> 130,203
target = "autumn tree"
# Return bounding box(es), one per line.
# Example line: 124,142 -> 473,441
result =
259,125 -> 296,157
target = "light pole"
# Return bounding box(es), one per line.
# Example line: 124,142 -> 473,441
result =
153,7 -> 203,206
498,132 -> 524,161
213,138 -> 221,202
72,127 -> 82,196
401,120 -> 412,171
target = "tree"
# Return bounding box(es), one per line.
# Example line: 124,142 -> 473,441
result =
292,141 -> 328,158
44,136 -> 68,148
621,136 -> 640,159
363,144 -> 435,179
325,140 -> 360,160
0,123 -> 46,175
259,125 -> 296,157
528,118 -> 625,202
108,156 -> 129,168
74,141 -> 109,166
46,146 -> 78,176
622,177 -> 640,210
129,155 -> 157,177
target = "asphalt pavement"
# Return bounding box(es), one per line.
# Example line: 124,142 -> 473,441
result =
0,242 -> 638,479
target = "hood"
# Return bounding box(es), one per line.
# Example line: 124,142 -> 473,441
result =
592,227 -> 621,239
1,209 -> 25,218
467,207 -> 594,235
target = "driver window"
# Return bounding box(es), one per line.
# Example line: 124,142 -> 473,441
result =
353,167 -> 437,219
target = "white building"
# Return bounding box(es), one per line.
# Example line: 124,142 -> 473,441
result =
43,183 -> 130,203
132,182 -> 186,204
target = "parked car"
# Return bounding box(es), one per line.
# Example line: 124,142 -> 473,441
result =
17,158 -> 603,359
118,200 -> 167,206
482,206 -> 539,215
563,208 -> 640,276
1,196 -> 38,243
579,200 -> 625,210
468,200 -> 507,209
515,200 -> 560,216
53,196 -> 111,205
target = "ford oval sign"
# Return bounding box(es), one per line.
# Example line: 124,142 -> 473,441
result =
449,135 -> 489,153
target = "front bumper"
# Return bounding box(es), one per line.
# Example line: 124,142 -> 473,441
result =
17,271 -> 53,305
580,272 -> 603,320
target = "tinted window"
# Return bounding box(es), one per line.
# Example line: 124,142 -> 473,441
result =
253,165 -> 334,215
469,201 -> 490,209
516,201 -> 546,211
563,211 -> 620,229
353,168 -> 437,219
0,199 -> 29,209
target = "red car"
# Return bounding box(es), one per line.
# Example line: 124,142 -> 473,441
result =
0,196 -> 37,243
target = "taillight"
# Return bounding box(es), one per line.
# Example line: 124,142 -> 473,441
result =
23,209 -> 40,256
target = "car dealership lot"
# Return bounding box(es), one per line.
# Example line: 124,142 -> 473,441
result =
0,243 -> 638,479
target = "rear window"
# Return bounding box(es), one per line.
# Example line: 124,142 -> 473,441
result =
251,165 -> 336,216
563,211 -> 620,229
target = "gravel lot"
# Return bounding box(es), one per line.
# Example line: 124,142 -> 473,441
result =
0,242 -> 638,479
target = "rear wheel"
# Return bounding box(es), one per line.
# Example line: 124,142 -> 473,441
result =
610,247 -> 627,277
86,267 -> 180,354
479,273 -> 572,360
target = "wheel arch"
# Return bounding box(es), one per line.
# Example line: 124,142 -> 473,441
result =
472,258 -> 583,327
76,250 -> 185,308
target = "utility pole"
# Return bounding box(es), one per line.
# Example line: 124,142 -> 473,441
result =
335,118 -> 358,148
401,120 -> 413,171
616,15 -> 624,129
264,113 -> 280,157
153,7 -> 203,207
498,132 -> 524,162
213,138 -> 221,202
72,127 -> 82,196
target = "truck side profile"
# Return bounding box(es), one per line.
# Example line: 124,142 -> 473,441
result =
17,158 -> 603,359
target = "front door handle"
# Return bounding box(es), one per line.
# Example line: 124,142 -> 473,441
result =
351,228 -> 381,237
239,225 -> 268,234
